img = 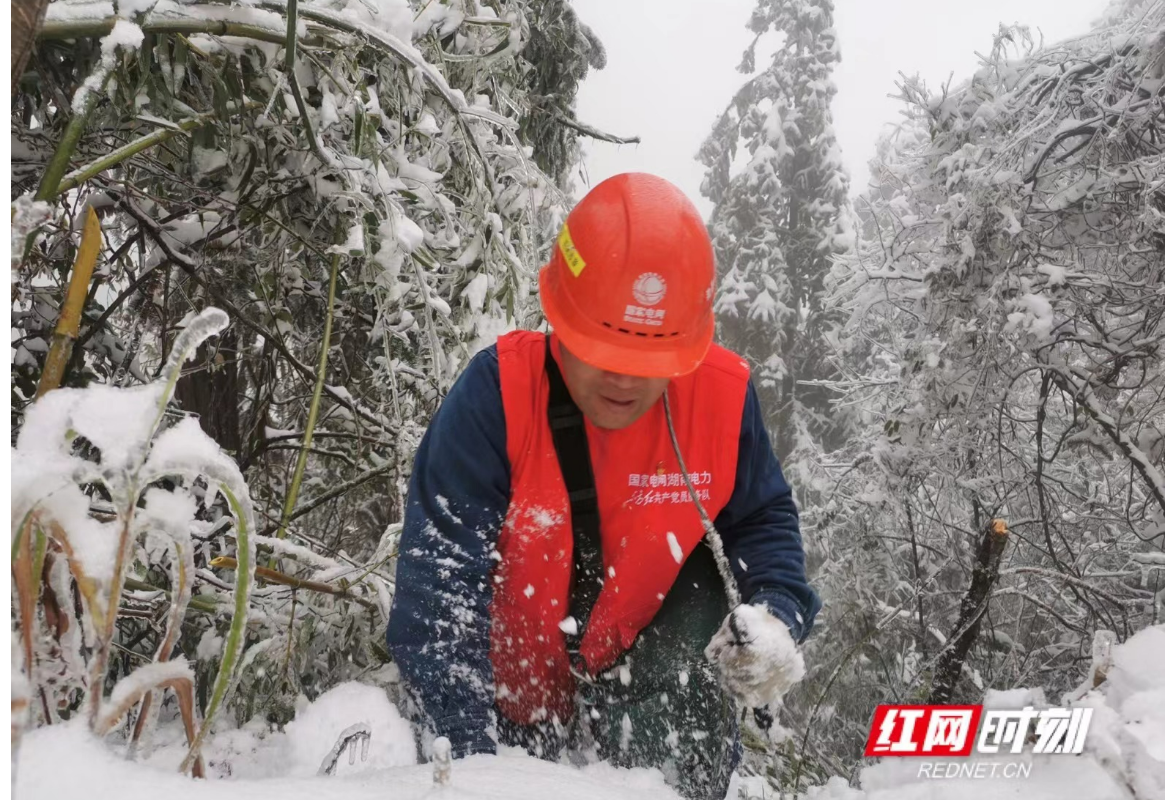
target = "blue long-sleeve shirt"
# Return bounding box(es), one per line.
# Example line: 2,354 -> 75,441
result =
387,344 -> 821,755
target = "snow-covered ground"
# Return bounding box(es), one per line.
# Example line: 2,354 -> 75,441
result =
15,627 -> 1164,800
797,625 -> 1165,800
15,681 -> 684,800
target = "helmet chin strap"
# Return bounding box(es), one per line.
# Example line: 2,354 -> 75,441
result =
661,392 -> 741,612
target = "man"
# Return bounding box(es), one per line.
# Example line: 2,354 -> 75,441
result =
387,173 -> 820,799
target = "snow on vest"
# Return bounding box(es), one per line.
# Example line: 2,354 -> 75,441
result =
490,330 -> 749,725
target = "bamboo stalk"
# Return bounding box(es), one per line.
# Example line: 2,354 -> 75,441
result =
180,484 -> 253,775
38,17 -> 289,45
35,89 -> 109,204
123,577 -> 220,615
284,0 -> 299,72
35,207 -> 102,398
57,107 -> 256,195
274,242 -> 344,541
210,556 -> 377,611
258,459 -> 396,537
281,0 -> 331,165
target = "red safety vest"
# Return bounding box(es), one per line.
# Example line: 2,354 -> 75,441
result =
489,330 -> 749,725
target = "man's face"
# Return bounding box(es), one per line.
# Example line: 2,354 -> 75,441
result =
559,343 -> 670,430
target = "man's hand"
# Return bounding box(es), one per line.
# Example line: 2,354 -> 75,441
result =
705,603 -> 806,707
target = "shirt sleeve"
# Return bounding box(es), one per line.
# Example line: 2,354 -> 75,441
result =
712,378 -> 822,643
386,346 -> 511,756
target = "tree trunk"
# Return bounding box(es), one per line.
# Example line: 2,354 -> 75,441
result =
929,519 -> 1010,703
12,0 -> 52,91
174,326 -> 241,460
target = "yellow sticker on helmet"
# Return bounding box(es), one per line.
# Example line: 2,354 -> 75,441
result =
558,224 -> 587,277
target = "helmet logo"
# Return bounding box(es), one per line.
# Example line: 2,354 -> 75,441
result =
633,273 -> 667,306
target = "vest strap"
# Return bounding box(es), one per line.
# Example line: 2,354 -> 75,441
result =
544,336 -> 604,671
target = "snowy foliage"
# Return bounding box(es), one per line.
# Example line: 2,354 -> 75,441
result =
14,0 -> 604,558
699,0 -> 853,477
11,308 -> 262,770
13,0 -> 605,766
787,3 -> 1164,785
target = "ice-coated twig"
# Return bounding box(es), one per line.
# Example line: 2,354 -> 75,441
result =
662,393 -> 741,612
1090,629 -> 1115,689
432,736 -> 452,786
318,723 -> 372,775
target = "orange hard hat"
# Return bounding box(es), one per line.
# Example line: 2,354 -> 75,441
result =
539,173 -> 716,378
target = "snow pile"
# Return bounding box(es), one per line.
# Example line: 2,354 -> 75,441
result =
794,625 -> 1164,800
283,682 -> 417,776
16,681 -> 683,800
128,680 -> 418,780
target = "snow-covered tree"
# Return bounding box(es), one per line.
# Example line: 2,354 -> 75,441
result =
789,3 -> 1164,782
514,0 -> 607,189
698,0 -> 853,483
12,0 -> 607,748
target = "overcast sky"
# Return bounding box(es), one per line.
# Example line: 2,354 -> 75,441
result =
571,0 -> 1111,216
